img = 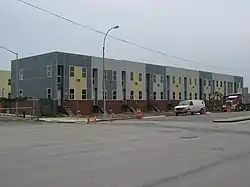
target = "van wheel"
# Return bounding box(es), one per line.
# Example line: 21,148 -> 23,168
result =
175,113 -> 179,116
191,112 -> 194,115
200,108 -> 204,115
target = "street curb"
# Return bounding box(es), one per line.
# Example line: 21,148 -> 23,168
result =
38,119 -> 77,123
37,115 -> 168,124
212,117 -> 250,123
96,117 -> 135,122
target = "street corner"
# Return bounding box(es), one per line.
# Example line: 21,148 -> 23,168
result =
212,116 -> 250,123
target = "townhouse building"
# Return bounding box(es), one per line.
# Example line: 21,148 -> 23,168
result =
11,51 -> 244,114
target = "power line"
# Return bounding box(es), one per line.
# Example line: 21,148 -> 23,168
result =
16,0 -> 244,73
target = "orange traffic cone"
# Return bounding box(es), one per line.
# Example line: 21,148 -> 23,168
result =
86,116 -> 90,124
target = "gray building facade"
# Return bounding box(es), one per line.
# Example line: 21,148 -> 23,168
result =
11,51 -> 244,113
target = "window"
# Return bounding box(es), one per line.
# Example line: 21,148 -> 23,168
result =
153,74 -> 156,82
153,92 -> 156,100
173,92 -> 176,100
47,65 -> 52,77
112,71 -> 117,81
139,73 -> 142,82
139,91 -> 142,99
19,69 -> 23,80
112,90 -> 117,100
204,80 -> 206,86
69,66 -> 74,77
204,93 -> 206,100
57,77 -> 61,84
160,92 -> 164,100
220,81 -> 222,87
130,90 -> 134,99
104,70 -> 108,80
57,66 -> 62,76
189,93 -> 192,100
8,93 -> 11,98
179,92 -> 181,100
8,79 -> 11,86
189,78 -> 192,85
216,81 -> 219,87
82,67 -> 87,78
103,90 -> 107,99
184,91 -> 187,100
19,89 -> 23,97
47,88 -> 52,99
69,89 -> 75,99
82,89 -> 87,100
179,77 -> 181,84
194,79 -> 197,86
195,93 -> 197,99
209,93 -> 211,99
173,76 -> 175,84
208,80 -> 211,86
160,76 -> 164,83
130,72 -> 134,81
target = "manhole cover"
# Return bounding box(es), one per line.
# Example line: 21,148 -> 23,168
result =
131,138 -> 140,142
211,147 -> 224,151
180,135 -> 199,139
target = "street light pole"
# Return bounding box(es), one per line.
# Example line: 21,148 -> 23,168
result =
0,46 -> 19,116
15,52 -> 19,115
102,25 -> 119,117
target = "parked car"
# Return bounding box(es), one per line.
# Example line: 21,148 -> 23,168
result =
174,100 -> 206,116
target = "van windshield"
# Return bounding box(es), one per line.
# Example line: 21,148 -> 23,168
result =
178,100 -> 190,106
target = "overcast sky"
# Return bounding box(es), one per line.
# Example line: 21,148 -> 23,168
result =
1,0 -> 250,87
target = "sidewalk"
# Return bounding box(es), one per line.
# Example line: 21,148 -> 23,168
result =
0,112 -> 173,123
39,114 -> 168,123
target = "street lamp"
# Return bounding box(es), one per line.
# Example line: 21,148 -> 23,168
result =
102,25 -> 119,117
0,46 -> 19,115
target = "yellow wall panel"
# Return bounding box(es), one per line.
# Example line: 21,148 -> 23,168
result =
0,70 -> 11,98
132,71 -> 143,100
172,84 -> 180,100
69,66 -> 87,100
187,78 -> 198,96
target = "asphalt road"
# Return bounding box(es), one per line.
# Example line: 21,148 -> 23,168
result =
159,111 -> 250,122
1,114 -> 250,187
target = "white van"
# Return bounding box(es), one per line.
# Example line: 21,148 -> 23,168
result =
174,100 -> 206,116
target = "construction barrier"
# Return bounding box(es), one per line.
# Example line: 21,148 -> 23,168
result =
0,107 -> 35,118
